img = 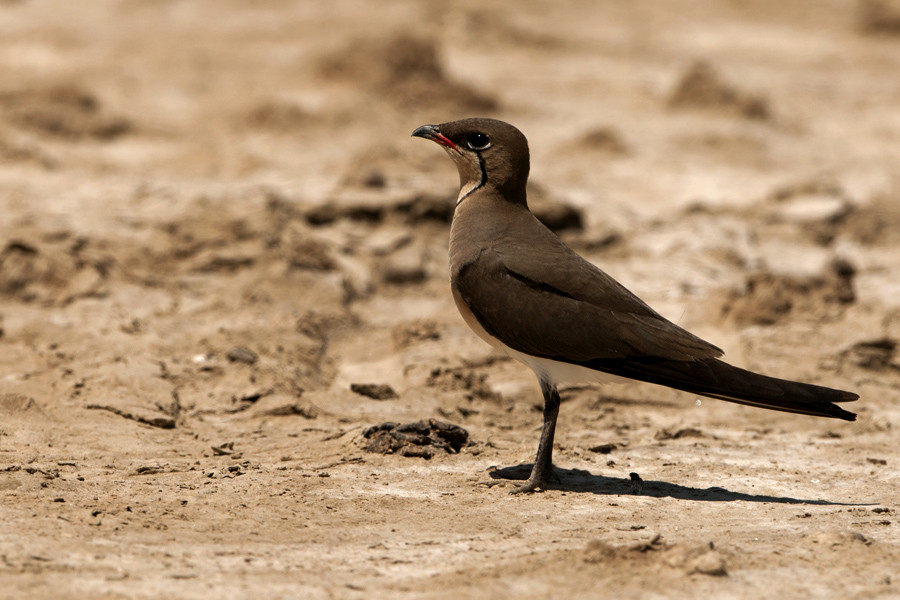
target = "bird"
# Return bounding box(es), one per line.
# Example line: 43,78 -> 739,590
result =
411,117 -> 858,494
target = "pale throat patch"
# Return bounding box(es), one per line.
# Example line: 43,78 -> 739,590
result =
445,148 -> 486,205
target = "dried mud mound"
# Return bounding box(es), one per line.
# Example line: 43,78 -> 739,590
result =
363,419 -> 471,458
0,84 -> 131,140
571,126 -> 631,157
721,262 -> 856,327
839,196 -> 900,246
318,34 -> 498,112
0,238 -> 110,305
669,61 -> 769,120
859,0 -> 900,34
242,102 -> 313,132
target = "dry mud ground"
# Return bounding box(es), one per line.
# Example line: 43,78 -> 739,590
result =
2,1 -> 900,598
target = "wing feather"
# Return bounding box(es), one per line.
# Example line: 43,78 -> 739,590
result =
454,248 -> 721,363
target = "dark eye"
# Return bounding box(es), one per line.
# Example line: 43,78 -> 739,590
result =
466,132 -> 491,151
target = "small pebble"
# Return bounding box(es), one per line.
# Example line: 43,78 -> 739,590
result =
226,347 -> 258,364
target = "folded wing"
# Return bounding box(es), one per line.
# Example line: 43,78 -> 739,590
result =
454,241 -> 857,421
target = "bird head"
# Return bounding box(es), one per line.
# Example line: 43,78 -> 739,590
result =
412,118 -> 530,206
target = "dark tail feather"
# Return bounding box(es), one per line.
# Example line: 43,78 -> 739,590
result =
588,357 -> 858,421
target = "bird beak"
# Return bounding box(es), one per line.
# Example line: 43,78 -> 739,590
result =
411,124 -> 459,152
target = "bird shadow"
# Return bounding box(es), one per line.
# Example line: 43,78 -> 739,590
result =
487,464 -> 869,506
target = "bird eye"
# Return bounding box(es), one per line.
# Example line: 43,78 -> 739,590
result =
466,132 -> 491,151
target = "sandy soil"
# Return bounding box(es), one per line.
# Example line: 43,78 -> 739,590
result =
2,0 -> 900,598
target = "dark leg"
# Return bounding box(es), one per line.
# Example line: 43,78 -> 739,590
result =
510,378 -> 561,494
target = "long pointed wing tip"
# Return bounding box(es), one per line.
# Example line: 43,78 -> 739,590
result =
836,408 -> 857,422
834,404 -> 857,421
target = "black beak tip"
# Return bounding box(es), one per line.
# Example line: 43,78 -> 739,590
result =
411,124 -> 438,140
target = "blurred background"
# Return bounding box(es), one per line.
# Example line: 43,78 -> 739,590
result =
3,0 -> 900,375
1,1 -> 900,597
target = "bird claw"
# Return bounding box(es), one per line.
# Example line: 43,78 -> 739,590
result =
509,478 -> 545,494
475,464 -> 560,494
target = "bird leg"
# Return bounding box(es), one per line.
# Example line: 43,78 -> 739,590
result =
510,378 -> 561,494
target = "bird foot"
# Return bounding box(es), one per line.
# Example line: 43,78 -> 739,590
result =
474,477 -> 544,494
509,477 -> 545,494
476,465 -> 561,494
509,466 -> 562,494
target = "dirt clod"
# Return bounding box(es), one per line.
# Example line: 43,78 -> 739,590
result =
350,383 -> 398,400
655,428 -> 708,441
226,347 -> 259,364
363,419 -> 470,457
589,443 -> 617,454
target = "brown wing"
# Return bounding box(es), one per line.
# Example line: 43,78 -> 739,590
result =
453,243 -> 722,363
454,247 -> 857,420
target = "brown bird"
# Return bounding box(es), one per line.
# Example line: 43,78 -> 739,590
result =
412,118 -> 858,494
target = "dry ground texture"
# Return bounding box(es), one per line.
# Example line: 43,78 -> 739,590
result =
2,0 -> 900,598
